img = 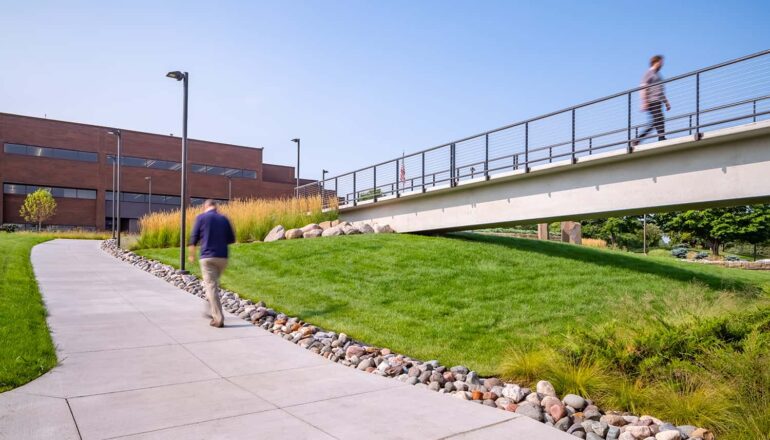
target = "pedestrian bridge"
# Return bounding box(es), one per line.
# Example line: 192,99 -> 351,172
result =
297,50 -> 770,233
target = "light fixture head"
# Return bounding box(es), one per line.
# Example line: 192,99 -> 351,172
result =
291,138 -> 300,143
145,176 -> 151,181
166,71 -> 184,81
107,129 -> 120,136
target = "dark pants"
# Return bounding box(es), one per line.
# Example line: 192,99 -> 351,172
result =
638,100 -> 666,141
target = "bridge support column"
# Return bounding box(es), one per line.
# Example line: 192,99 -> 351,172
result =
537,223 -> 549,240
561,221 -> 582,245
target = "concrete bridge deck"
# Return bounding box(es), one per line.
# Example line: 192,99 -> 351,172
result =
0,240 -> 570,440
340,120 -> 770,233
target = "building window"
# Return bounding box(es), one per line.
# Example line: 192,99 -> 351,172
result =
191,163 -> 257,179
106,191 -> 226,206
107,155 -> 182,170
4,143 -> 98,163
191,197 -> 229,205
3,183 -> 97,200
104,154 -> 257,179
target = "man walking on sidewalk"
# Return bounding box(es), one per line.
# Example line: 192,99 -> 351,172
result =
633,54 -> 671,146
189,199 -> 235,327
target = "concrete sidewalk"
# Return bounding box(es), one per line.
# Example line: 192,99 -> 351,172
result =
0,239 -> 571,439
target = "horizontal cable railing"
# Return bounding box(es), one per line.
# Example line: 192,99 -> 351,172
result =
297,49 -> 770,209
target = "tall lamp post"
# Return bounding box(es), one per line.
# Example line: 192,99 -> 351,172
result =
321,169 -> 328,201
290,138 -> 300,196
107,130 -> 122,247
227,176 -> 232,201
111,157 -> 116,238
145,176 -> 152,213
166,70 -> 189,273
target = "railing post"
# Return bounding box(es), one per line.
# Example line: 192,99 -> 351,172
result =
695,72 -> 700,137
484,133 -> 489,179
373,166 -> 378,202
450,143 -> 456,186
571,108 -> 576,163
352,172 -> 357,206
421,152 -> 426,192
524,122 -> 529,172
627,92 -> 632,153
334,177 -> 338,208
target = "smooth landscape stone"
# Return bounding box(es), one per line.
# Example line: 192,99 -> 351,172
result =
303,229 -> 323,238
285,228 -> 304,239
554,416 -> 571,431
301,223 -> 322,233
541,395 -> 561,410
264,225 -> 285,242
374,224 -> 395,233
536,380 -> 557,397
321,226 -> 343,237
625,425 -> 653,438
606,426 -> 621,440
502,384 -> 524,402
342,224 -> 361,235
656,431 -> 681,440
515,402 -> 543,422
601,414 -> 628,427
359,223 -> 375,234
563,393 -> 587,411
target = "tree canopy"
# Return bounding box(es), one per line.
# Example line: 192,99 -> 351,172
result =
19,189 -> 57,231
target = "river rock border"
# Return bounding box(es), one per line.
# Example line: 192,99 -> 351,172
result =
100,239 -> 712,440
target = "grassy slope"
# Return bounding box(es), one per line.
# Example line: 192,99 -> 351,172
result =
138,233 -> 770,375
0,234 -> 57,392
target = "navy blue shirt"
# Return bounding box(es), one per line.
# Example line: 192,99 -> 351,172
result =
189,209 -> 235,259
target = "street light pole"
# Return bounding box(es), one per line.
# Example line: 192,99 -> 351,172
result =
291,138 -> 300,196
145,176 -> 152,213
227,176 -> 232,201
167,70 -> 189,273
107,130 -> 122,247
111,158 -> 116,238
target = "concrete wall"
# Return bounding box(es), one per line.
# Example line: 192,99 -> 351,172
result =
340,121 -> 770,233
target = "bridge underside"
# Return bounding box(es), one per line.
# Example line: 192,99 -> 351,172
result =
340,122 -> 770,233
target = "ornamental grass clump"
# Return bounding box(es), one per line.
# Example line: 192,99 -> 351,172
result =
135,196 -> 337,249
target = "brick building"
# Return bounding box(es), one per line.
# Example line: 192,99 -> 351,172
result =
0,112 -> 310,231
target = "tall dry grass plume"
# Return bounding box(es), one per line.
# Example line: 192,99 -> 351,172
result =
135,195 -> 337,249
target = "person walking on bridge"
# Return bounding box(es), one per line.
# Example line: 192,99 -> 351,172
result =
633,55 -> 671,146
189,199 -> 235,328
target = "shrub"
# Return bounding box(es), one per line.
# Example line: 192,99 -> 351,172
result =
499,307 -> 770,438
135,196 -> 337,249
0,224 -> 18,233
672,247 -> 688,258
695,251 -> 709,260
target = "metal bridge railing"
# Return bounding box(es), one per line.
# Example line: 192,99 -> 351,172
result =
297,49 -> 770,209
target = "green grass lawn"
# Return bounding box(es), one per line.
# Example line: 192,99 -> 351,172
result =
138,233 -> 770,376
0,234 -> 57,392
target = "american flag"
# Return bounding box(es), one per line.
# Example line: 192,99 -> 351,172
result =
399,155 -> 406,183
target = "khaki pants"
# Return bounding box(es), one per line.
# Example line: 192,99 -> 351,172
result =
199,257 -> 228,326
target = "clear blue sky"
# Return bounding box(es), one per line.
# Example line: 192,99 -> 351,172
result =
1,0 -> 768,179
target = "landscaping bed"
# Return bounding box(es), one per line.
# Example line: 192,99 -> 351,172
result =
132,232 -> 770,438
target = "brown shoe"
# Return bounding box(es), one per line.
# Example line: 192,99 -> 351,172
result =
209,319 -> 224,328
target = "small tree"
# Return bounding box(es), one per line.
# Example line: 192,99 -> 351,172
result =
20,189 -> 57,231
